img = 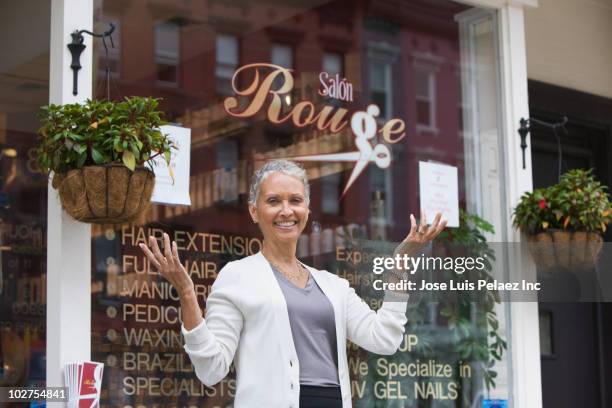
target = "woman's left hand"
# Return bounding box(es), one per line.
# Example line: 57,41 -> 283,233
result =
394,211 -> 447,257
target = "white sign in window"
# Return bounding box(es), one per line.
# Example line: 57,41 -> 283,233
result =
419,161 -> 459,227
151,125 -> 191,206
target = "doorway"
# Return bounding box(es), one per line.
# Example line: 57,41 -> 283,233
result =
529,80 -> 612,408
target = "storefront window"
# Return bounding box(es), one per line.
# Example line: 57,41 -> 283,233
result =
92,1 -> 511,406
0,0 -> 50,390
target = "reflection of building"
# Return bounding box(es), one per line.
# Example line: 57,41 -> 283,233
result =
94,0 -> 469,244
12,0 -> 612,407
86,2 -> 520,405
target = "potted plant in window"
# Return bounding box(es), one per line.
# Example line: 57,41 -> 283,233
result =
513,169 -> 611,271
36,97 -> 174,224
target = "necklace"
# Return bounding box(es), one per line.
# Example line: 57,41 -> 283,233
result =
265,256 -> 308,285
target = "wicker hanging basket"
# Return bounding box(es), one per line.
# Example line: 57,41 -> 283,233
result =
527,230 -> 603,272
52,164 -> 155,224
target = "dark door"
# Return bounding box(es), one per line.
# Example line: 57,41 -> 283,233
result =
529,80 -> 612,408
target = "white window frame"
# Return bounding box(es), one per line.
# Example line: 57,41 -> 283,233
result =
455,3 -> 541,408
498,5 -> 542,408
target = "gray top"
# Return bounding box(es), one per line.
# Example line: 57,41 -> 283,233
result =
270,262 -> 340,387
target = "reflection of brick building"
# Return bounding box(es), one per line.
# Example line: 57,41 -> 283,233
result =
89,2 -> 480,406
95,0 -> 468,246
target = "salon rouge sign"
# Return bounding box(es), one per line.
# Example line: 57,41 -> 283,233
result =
223,63 -> 406,196
318,72 -> 353,102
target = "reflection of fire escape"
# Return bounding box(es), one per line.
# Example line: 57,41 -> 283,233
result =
180,103 -> 250,150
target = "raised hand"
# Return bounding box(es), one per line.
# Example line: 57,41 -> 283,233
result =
394,211 -> 447,257
139,233 -> 195,297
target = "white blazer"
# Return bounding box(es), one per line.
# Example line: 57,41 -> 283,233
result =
182,251 -> 408,407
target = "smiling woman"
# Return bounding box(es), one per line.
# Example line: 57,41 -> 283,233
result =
138,159 -> 446,408
248,161 -> 311,287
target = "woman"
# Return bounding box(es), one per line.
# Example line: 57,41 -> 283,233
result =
139,160 -> 446,408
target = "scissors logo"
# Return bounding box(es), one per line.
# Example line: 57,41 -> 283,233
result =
289,104 -> 391,197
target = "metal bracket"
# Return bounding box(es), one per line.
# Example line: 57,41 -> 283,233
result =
518,116 -> 568,179
67,23 -> 115,96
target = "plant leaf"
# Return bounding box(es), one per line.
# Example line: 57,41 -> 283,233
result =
91,148 -> 105,164
168,164 -> 175,185
122,151 -> 136,171
74,144 -> 87,154
77,152 -> 87,168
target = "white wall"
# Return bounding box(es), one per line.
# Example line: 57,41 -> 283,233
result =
524,0 -> 612,98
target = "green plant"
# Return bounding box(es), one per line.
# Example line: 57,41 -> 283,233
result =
513,169 -> 612,234
352,211 -> 506,407
434,211 -> 506,392
36,97 -> 174,174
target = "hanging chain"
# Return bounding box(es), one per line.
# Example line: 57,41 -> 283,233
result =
77,23 -> 116,100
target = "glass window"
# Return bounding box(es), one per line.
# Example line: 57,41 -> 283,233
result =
216,34 -> 239,96
271,43 -> 293,69
539,310 -> 554,356
271,43 -> 293,101
415,65 -> 437,132
216,139 -> 239,203
92,2 -> 511,407
155,21 -> 180,86
322,52 -> 343,75
0,0 -> 50,389
96,16 -> 121,79
370,60 -> 391,119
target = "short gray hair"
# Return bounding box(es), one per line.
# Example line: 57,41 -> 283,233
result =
248,160 -> 310,207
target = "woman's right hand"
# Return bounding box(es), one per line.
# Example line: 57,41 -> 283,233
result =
139,233 -> 194,297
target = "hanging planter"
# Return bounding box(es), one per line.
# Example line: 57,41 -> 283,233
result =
526,229 -> 603,272
513,169 -> 611,272
36,97 -> 174,224
52,164 -> 155,224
